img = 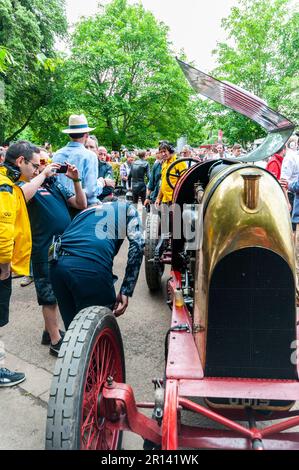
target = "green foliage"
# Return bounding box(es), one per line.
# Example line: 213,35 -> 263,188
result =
0,0 -> 67,144
2,0 -> 299,149
205,0 -> 299,144
0,46 -> 15,73
36,0 -> 201,150
146,156 -> 157,170
110,161 -> 121,184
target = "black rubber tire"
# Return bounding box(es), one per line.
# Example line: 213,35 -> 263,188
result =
144,213 -> 164,291
45,306 -> 125,450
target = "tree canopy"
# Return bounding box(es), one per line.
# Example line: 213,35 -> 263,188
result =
0,0 -> 67,143
1,0 -> 298,149
199,0 -> 299,145
30,0 -> 203,149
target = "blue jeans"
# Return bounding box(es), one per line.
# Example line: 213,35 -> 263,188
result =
50,256 -> 116,330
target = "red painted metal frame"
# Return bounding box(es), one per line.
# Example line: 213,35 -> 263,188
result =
166,273 -> 203,380
162,380 -> 178,450
102,381 -> 161,445
101,269 -> 299,450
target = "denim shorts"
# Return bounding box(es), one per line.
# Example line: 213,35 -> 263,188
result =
32,262 -> 57,306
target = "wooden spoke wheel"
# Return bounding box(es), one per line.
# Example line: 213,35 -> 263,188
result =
46,306 -> 125,450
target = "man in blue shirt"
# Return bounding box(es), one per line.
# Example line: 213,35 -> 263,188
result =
53,114 -> 104,205
16,147 -> 87,355
49,201 -> 144,329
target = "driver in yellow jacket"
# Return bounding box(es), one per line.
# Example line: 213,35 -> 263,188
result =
155,141 -> 187,206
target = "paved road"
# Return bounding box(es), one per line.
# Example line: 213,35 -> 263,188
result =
1,237 -> 298,450
0,241 -> 171,450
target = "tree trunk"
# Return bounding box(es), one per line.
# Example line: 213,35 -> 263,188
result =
4,109 -> 37,144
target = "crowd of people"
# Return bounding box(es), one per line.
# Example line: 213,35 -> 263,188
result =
0,114 -> 144,387
1,111 -> 299,388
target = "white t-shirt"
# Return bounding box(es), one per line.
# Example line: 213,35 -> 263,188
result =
281,149 -> 299,185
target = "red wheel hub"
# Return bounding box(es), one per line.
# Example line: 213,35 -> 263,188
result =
80,328 -> 123,450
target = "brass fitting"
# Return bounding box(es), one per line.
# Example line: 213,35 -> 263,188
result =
242,173 -> 262,210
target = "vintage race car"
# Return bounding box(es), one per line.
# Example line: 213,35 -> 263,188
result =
45,61 -> 299,450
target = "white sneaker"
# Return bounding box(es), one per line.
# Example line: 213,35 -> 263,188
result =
20,276 -> 34,287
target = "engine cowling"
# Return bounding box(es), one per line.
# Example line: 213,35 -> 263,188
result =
195,164 -> 297,380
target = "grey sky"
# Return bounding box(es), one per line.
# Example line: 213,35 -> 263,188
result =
64,0 -> 238,72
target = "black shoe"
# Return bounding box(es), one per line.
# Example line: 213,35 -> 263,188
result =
41,330 -> 65,346
49,337 -> 64,357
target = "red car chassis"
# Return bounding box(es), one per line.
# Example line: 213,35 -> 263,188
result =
102,271 -> 299,450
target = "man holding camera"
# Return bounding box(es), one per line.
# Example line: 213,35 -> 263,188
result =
10,143 -> 87,355
130,150 -> 151,205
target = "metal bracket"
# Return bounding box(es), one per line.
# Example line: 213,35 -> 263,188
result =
193,323 -> 205,333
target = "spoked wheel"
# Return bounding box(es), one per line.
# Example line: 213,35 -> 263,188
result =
46,306 -> 125,450
166,157 -> 200,190
144,213 -> 165,291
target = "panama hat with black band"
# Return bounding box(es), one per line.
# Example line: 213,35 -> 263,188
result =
62,114 -> 95,134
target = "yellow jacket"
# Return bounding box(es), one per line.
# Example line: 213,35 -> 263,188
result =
158,155 -> 187,203
0,166 -> 31,275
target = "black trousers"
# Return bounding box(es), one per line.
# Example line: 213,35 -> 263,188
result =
132,188 -> 146,205
0,276 -> 12,327
50,256 -> 116,330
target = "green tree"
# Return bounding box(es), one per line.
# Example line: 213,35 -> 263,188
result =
0,0 -> 67,143
56,0 -> 200,150
201,0 -> 299,145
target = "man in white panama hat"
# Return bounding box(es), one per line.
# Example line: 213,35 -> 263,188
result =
53,114 -> 105,207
